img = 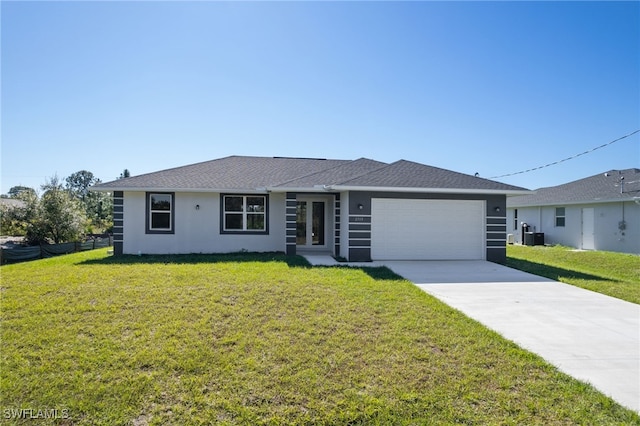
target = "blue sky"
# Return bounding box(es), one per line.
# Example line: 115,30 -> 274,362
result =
2,1 -> 638,194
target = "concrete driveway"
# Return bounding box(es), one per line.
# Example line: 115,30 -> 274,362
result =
382,260 -> 640,413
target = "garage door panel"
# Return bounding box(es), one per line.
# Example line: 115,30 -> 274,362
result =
371,199 -> 484,260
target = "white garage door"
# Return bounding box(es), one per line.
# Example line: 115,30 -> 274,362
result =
371,198 -> 485,260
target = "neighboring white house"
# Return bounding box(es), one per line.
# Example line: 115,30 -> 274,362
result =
506,168 -> 640,254
93,156 -> 530,263
0,198 -> 27,209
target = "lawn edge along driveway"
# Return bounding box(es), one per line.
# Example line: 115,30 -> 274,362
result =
381,260 -> 640,414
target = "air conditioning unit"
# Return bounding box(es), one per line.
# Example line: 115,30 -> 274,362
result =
507,234 -> 515,244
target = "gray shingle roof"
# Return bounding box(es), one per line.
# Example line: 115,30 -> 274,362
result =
507,168 -> 640,207
93,155 -> 529,193
338,160 -> 527,191
273,158 -> 388,188
95,156 -> 349,191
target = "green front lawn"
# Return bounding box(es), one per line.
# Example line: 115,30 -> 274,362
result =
507,245 -> 640,304
1,250 -> 638,425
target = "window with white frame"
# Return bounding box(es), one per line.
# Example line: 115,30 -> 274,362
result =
222,195 -> 267,233
146,192 -> 174,234
555,207 -> 566,227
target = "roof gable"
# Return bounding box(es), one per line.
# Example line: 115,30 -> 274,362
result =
508,168 -> 640,207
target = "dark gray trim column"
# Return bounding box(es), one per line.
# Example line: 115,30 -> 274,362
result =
334,194 -> 340,256
285,193 -> 297,255
112,191 -> 124,255
486,197 -> 507,263
486,216 -> 507,263
348,193 -> 372,262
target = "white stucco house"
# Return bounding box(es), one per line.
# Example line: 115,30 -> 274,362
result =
93,156 -> 529,263
506,168 -> 640,254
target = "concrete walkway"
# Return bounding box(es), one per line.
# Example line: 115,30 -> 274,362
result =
303,256 -> 640,413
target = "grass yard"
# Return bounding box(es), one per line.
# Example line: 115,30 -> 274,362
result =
1,250 -> 639,425
506,245 -> 640,304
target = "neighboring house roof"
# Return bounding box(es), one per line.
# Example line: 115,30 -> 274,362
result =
0,198 -> 27,208
508,168 -> 640,207
93,155 -> 529,194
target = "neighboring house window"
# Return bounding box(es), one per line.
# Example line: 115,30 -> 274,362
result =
555,207 -> 566,227
222,195 -> 268,233
514,209 -> 518,230
146,192 -> 175,234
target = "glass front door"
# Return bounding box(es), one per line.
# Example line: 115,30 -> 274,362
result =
296,199 -> 326,248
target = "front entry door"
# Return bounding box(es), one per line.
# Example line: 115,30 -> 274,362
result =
296,198 -> 327,248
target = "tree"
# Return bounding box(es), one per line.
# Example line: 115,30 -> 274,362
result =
83,190 -> 113,233
7,186 -> 37,200
0,190 -> 38,236
65,170 -> 113,233
26,176 -> 87,244
66,170 -> 98,202
119,169 -> 131,179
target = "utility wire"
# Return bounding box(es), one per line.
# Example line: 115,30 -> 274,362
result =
489,129 -> 640,179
